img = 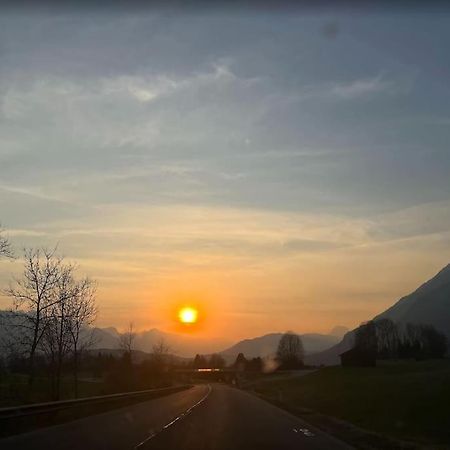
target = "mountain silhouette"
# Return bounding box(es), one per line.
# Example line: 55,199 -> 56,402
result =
91,328 -> 339,360
306,263 -> 450,366
374,264 -> 450,332
219,332 -> 340,363
91,327 -> 231,357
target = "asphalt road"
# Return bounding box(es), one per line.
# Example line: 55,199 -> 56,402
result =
1,384 -> 353,450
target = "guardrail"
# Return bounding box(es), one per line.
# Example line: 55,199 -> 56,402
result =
0,385 -> 191,419
0,385 -> 192,437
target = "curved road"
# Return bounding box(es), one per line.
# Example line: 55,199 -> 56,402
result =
1,384 -> 353,450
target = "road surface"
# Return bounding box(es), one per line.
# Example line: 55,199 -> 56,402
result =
1,384 -> 353,450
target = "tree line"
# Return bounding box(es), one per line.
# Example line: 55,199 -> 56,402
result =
354,318 -> 447,360
192,353 -> 226,369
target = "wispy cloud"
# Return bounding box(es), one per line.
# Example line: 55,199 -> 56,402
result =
329,75 -> 393,99
299,74 -> 399,101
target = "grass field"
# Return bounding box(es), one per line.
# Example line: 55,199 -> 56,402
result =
0,374 -> 106,407
252,360 -> 450,447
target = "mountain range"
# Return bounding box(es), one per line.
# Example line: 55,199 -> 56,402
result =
0,311 -> 345,359
89,327 -> 232,357
90,327 -> 342,360
306,263 -> 450,366
218,332 -> 340,364
2,263 -> 447,364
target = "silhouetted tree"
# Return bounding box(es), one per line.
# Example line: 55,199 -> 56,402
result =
399,323 -> 447,359
119,322 -> 136,357
4,247 -> 97,397
246,357 -> 263,372
233,352 -> 247,371
152,338 -> 170,357
4,248 -> 66,388
399,323 -> 424,359
0,226 -> 13,259
355,321 -> 378,353
67,277 -> 97,397
193,354 -> 207,369
41,263 -> 79,399
421,325 -> 447,358
151,338 -> 171,374
276,332 -> 304,369
118,322 -> 136,390
375,318 -> 400,359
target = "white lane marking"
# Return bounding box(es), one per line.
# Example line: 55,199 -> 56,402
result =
134,384 -> 212,449
299,428 -> 315,437
293,427 -> 315,437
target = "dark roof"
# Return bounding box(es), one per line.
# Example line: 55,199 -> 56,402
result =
339,348 -> 358,357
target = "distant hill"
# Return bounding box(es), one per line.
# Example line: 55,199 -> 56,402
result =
306,264 -> 450,366
304,331 -> 355,366
219,332 -> 340,364
91,327 -> 121,349
91,327 -> 231,358
374,264 -> 450,334
91,329 -> 340,363
329,325 -> 349,338
0,314 -> 231,358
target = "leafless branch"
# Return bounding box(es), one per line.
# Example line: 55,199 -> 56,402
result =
0,226 -> 13,259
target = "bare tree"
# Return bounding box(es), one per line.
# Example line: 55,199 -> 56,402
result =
67,277 -> 97,398
375,318 -> 400,359
4,247 -> 97,396
151,338 -> 171,373
398,322 -> 447,360
40,266 -> 96,399
355,321 -> 378,353
276,332 -> 304,369
119,322 -> 136,356
41,311 -> 61,398
420,324 -> 447,358
152,338 -> 170,357
118,322 -> 137,390
4,248 -> 65,388
404,322 -> 422,345
0,226 -> 13,259
51,264 -> 78,399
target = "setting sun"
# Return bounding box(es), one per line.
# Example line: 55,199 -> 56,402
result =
178,307 -> 198,324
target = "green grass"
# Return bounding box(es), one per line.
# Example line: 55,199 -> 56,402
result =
252,360 -> 450,446
0,373 -> 106,407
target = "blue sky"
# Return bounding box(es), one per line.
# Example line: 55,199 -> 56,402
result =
1,10 -> 449,338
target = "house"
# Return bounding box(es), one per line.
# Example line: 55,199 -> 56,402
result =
340,347 -> 376,367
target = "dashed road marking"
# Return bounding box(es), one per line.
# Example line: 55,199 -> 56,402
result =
293,427 -> 315,437
300,428 -> 315,437
134,385 -> 212,449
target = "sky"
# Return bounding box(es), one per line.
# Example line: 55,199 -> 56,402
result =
1,7 -> 450,342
